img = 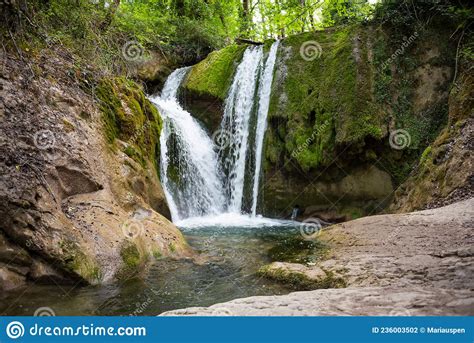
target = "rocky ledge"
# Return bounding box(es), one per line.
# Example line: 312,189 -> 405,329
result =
162,198 -> 474,315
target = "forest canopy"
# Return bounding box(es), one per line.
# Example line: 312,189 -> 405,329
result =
2,0 -> 472,71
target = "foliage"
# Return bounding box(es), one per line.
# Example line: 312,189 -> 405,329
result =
373,0 -> 473,30
4,0 -> 471,69
114,0 -> 242,62
321,0 -> 373,27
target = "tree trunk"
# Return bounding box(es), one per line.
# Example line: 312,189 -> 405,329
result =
241,0 -> 252,38
174,0 -> 185,17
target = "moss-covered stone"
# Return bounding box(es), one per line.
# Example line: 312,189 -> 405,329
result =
266,27 -> 387,173
260,22 -> 455,217
59,240 -> 102,284
178,44 -> 248,132
258,262 -> 346,291
95,77 -> 163,172
390,65 -> 473,212
117,241 -> 148,279
182,44 -> 248,100
121,242 -> 141,269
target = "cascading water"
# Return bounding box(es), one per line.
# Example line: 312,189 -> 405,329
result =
217,46 -> 263,213
251,40 -> 280,216
150,68 -> 226,222
151,41 -> 288,226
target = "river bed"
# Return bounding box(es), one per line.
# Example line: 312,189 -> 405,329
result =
0,221 -> 324,316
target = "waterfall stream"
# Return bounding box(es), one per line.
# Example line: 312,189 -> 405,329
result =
150,68 -> 226,222
151,41 -> 284,226
218,46 -> 263,213
251,40 -> 280,216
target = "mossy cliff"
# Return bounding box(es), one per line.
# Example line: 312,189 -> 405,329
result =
179,44 -> 248,132
95,77 -> 177,218
263,20 -> 457,219
96,78 -> 162,171
180,19 -> 458,220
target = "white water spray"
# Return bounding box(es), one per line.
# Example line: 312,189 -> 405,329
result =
218,46 -> 263,213
150,68 -> 225,222
251,40 -> 279,216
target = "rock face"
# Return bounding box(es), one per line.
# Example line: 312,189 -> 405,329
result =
0,50 -> 190,291
162,199 -> 474,315
390,61 -> 473,212
179,20 -> 460,220
262,24 -> 455,219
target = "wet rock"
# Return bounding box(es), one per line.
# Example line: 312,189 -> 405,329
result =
258,262 -> 330,290
0,267 -> 26,291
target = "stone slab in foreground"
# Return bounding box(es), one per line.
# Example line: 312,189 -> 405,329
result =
161,287 -> 473,316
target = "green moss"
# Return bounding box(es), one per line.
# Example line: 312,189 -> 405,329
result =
59,240 -> 102,283
258,265 -> 346,291
168,243 -> 176,253
95,77 -> 163,173
419,146 -> 432,166
121,243 -> 141,269
123,145 -> 146,167
267,236 -> 326,264
152,249 -> 162,259
263,39 -> 275,52
267,27 -> 387,172
183,44 -> 248,100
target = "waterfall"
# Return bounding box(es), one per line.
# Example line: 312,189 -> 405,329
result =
251,40 -> 279,216
150,68 -> 226,222
217,46 -> 263,213
150,41 -> 282,225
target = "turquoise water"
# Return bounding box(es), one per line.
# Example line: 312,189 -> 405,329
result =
0,224 -> 323,316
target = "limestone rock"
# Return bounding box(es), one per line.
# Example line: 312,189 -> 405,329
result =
161,287 -> 473,316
